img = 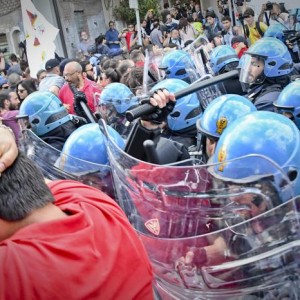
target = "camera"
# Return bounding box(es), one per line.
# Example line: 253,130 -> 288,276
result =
0,48 -> 7,53
265,1 -> 273,11
283,30 -> 300,44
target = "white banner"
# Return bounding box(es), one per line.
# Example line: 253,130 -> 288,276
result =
21,0 -> 59,78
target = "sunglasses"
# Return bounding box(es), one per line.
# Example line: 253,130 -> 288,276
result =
18,89 -> 26,93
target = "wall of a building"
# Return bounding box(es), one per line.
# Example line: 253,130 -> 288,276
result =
55,0 -> 108,58
0,0 -> 114,59
0,0 -> 22,57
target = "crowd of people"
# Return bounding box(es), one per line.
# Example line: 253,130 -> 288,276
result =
1,0 -> 300,298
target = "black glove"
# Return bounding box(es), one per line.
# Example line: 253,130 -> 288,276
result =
73,91 -> 88,117
140,90 -> 175,124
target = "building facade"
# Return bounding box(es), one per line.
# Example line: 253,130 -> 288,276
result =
0,0 -> 120,60
0,0 -> 299,62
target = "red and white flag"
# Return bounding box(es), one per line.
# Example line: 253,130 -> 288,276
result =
21,0 -> 59,78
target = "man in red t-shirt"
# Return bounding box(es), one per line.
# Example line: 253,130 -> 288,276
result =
0,127 -> 153,300
59,61 -> 101,115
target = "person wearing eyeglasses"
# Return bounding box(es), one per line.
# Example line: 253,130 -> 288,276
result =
16,79 -> 37,105
120,23 -> 138,52
79,60 -> 98,84
59,61 -> 101,115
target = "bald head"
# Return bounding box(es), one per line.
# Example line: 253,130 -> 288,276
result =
63,61 -> 84,86
64,61 -> 82,74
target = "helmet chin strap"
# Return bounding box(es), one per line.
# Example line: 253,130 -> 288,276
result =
251,74 -> 266,86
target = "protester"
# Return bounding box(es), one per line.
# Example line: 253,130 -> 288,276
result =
8,90 -> 20,109
36,69 -> 47,87
7,53 -> 22,76
105,21 -> 122,50
205,11 -> 223,38
0,91 -> 20,143
0,125 -> 154,299
16,79 -> 37,105
95,34 -> 125,57
77,31 -> 94,59
7,73 -> 21,91
121,24 -> 138,52
39,58 -> 65,96
242,7 -> 268,46
59,61 -> 101,114
163,28 -> 184,49
231,35 -> 248,58
178,17 -> 198,44
150,20 -> 164,48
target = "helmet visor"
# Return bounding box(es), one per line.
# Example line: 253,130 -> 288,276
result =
19,129 -> 115,198
239,54 -> 266,85
98,102 -> 118,125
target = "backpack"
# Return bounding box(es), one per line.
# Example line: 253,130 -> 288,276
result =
244,21 -> 264,39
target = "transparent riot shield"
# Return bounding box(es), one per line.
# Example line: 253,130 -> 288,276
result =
101,120 -> 300,299
185,37 -> 228,110
141,48 -> 166,96
151,197 -> 300,299
184,34 -> 214,78
19,129 -> 115,199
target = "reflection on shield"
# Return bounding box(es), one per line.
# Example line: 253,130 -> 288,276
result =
100,119 -> 300,299
185,34 -> 214,78
159,50 -> 200,84
19,129 -> 116,199
141,48 -> 166,96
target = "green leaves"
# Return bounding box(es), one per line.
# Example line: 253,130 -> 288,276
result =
113,0 -> 159,24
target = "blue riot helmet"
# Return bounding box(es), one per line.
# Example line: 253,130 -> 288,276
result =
197,94 -> 257,140
18,91 -> 71,136
150,78 -> 202,132
264,23 -> 286,43
100,82 -> 139,115
159,50 -> 199,84
210,45 -> 239,75
239,37 -> 293,86
210,111 -> 300,197
99,83 -> 139,138
60,123 -> 125,173
274,80 -> 300,129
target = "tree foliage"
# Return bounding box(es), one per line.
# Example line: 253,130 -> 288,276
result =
113,0 -> 160,25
